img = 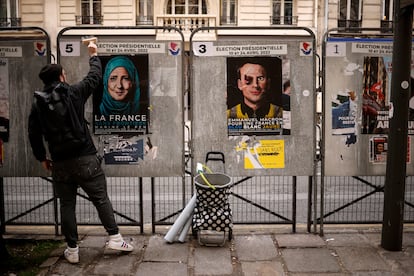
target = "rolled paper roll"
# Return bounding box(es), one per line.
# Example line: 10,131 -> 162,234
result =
164,193 -> 196,243
178,214 -> 193,243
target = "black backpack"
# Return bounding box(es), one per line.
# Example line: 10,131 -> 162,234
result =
33,83 -> 87,155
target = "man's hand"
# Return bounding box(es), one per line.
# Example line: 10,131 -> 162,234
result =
41,159 -> 53,171
88,41 -> 98,57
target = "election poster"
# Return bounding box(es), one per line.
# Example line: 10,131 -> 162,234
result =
102,135 -> 144,164
369,136 -> 387,163
361,55 -> 414,135
235,139 -> 285,169
369,136 -> 411,164
331,89 -> 357,136
226,56 -> 287,136
93,55 -> 149,134
361,56 -> 390,134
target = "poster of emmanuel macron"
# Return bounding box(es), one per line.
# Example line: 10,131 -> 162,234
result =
226,56 -> 284,136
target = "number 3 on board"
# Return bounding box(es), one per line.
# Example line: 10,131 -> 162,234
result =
192,42 -> 213,56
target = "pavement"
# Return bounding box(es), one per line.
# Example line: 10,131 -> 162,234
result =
4,224 -> 414,275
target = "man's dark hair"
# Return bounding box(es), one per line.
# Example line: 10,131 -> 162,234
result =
236,57 -> 271,80
38,64 -> 63,85
283,80 -> 290,92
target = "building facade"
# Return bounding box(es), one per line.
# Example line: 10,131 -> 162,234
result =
0,0 -> 398,53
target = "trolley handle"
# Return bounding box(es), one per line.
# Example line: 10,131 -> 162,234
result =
205,151 -> 226,173
205,151 -> 225,164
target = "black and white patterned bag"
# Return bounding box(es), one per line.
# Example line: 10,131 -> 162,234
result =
192,173 -> 233,232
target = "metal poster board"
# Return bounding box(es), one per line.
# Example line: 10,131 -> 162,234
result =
0,27 -> 50,177
323,34 -> 414,176
190,27 -> 316,176
58,27 -> 185,177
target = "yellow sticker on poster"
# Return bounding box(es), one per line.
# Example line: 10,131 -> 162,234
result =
244,140 -> 285,169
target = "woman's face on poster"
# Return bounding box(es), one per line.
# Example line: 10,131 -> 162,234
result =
108,67 -> 133,102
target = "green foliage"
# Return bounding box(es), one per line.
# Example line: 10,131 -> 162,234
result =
0,239 -> 63,276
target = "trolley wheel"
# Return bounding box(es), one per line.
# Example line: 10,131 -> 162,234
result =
192,229 -> 198,239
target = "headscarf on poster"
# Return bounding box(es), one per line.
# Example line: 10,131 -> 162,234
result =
94,55 -> 149,135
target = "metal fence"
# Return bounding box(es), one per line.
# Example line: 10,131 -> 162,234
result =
317,175 -> 414,225
0,176 -> 144,234
151,175 -> 297,233
1,174 -> 413,235
1,174 -> 297,235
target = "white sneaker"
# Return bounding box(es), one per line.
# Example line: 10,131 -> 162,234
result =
64,246 -> 79,264
106,233 -> 134,252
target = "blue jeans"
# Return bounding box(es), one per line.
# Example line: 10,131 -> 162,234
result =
53,154 -> 119,247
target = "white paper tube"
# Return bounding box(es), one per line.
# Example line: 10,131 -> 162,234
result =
178,214 -> 193,243
164,194 -> 196,243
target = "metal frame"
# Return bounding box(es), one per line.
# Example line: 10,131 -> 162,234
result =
3,25 -> 414,237
319,27 -> 414,235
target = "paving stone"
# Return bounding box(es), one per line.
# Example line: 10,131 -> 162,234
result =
281,248 -> 341,273
363,233 -> 382,247
402,232 -> 414,246
240,261 -> 285,276
379,249 -> 408,263
292,273 -> 350,276
394,261 -> 414,276
334,247 -> 390,272
234,234 -> 278,261
143,235 -> 188,262
379,248 -> 414,275
194,246 -> 233,275
78,235 -> 107,248
405,246 -> 414,255
36,267 -> 51,276
324,233 -> 371,247
135,262 -> 187,276
276,233 -> 326,248
28,229 -> 414,276
49,245 -> 66,257
39,256 -> 60,268
79,247 -> 104,264
49,260 -> 85,276
93,254 -> 137,275
51,247 -> 102,271
352,272 -> 392,276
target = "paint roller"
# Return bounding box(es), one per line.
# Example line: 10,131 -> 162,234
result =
81,36 -> 97,46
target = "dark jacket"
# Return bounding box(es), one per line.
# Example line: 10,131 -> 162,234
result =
28,56 -> 102,162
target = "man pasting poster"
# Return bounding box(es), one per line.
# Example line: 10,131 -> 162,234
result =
93,55 -> 149,134
227,57 -> 286,136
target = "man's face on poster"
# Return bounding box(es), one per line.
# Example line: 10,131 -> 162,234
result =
237,63 -> 270,107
